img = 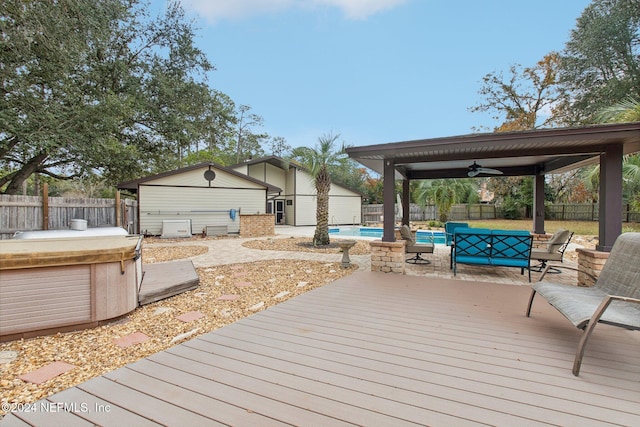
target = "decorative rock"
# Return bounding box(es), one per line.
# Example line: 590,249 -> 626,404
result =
273,291 -> 290,299
153,307 -> 173,316
235,281 -> 253,288
170,328 -> 200,344
217,294 -> 240,301
297,281 -> 308,288
249,302 -> 265,311
0,351 -> 18,364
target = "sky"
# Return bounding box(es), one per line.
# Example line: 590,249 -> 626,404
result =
151,0 -> 593,150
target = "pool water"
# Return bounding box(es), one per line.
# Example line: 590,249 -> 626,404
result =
329,227 -> 446,245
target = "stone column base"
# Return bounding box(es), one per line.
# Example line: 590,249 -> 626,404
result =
370,240 -> 405,274
576,248 -> 609,287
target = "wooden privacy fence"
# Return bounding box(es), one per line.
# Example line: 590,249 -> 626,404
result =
0,192 -> 138,240
362,203 -> 640,224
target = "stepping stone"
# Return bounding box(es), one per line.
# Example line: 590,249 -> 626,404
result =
19,361 -> 75,384
235,281 -> 253,288
113,332 -> 150,349
217,294 -> 240,301
176,311 -> 205,322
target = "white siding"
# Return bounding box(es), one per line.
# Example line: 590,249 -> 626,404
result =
150,167 -> 265,189
245,163 -> 286,190
329,196 -> 362,225
139,186 -> 265,235
295,195 -> 318,226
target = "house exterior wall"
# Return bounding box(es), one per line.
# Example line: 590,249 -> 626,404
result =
233,160 -> 362,227
245,163 -> 287,190
292,169 -> 362,226
138,167 -> 267,236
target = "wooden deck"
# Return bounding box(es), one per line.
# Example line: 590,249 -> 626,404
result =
3,271 -> 639,426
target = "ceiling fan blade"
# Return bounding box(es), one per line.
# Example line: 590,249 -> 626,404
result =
477,167 -> 503,175
467,169 -> 480,177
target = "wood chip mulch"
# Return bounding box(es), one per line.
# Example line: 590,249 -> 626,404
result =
0,239 -> 359,417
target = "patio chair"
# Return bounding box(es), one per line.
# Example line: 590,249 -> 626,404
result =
530,229 -> 574,273
526,232 -> 640,376
400,225 -> 434,264
444,222 -> 469,246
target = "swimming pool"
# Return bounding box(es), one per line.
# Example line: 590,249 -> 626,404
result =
329,227 -> 446,244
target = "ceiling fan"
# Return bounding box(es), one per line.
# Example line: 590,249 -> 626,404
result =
467,161 -> 503,177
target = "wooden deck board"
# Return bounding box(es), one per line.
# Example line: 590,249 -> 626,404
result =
3,271 -> 640,426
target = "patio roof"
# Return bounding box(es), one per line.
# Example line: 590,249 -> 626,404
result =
346,122 -> 640,180
346,122 -> 640,249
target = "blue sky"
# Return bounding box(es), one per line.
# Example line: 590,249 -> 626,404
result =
154,0 -> 592,149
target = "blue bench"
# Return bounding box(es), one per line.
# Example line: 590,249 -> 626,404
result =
453,228 -> 534,281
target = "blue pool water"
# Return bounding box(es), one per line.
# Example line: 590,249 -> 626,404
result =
329,227 -> 446,245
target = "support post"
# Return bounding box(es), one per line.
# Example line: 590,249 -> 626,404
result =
115,191 -> 121,227
383,159 -> 396,242
597,144 -> 623,251
533,174 -> 545,234
402,179 -> 410,227
42,183 -> 49,230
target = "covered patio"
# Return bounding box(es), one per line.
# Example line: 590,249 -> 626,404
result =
2,270 -> 639,425
346,122 -> 640,252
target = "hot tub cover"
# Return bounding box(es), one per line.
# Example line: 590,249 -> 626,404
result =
0,235 -> 142,270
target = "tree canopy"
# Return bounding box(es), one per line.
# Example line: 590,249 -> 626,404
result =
0,0 -> 273,195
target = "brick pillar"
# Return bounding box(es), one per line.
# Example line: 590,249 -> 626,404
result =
370,240 -> 405,274
576,248 -> 609,287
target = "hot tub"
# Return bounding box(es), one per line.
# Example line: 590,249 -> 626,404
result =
0,235 -> 142,342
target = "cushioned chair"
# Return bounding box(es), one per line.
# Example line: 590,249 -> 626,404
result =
400,225 -> 434,264
530,229 -> 573,273
444,222 -> 469,246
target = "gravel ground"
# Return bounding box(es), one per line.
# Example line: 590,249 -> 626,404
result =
0,236 -> 359,416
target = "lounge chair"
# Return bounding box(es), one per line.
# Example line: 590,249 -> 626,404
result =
530,229 -> 573,273
400,225 -> 434,264
526,232 -> 640,375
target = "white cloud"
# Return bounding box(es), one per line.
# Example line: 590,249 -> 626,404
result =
313,0 -> 409,20
179,0 -> 409,23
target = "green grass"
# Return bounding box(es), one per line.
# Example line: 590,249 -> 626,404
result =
464,220 -> 640,235
414,220 -> 640,236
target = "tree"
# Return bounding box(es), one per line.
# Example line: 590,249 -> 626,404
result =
266,136 -> 292,158
415,179 -> 478,222
0,0 -> 232,194
584,96 -> 640,207
557,0 -> 640,124
469,53 -> 564,131
234,105 -> 267,164
290,133 -> 347,246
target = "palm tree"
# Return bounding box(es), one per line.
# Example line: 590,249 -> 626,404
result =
290,133 -> 346,246
416,179 -> 478,222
